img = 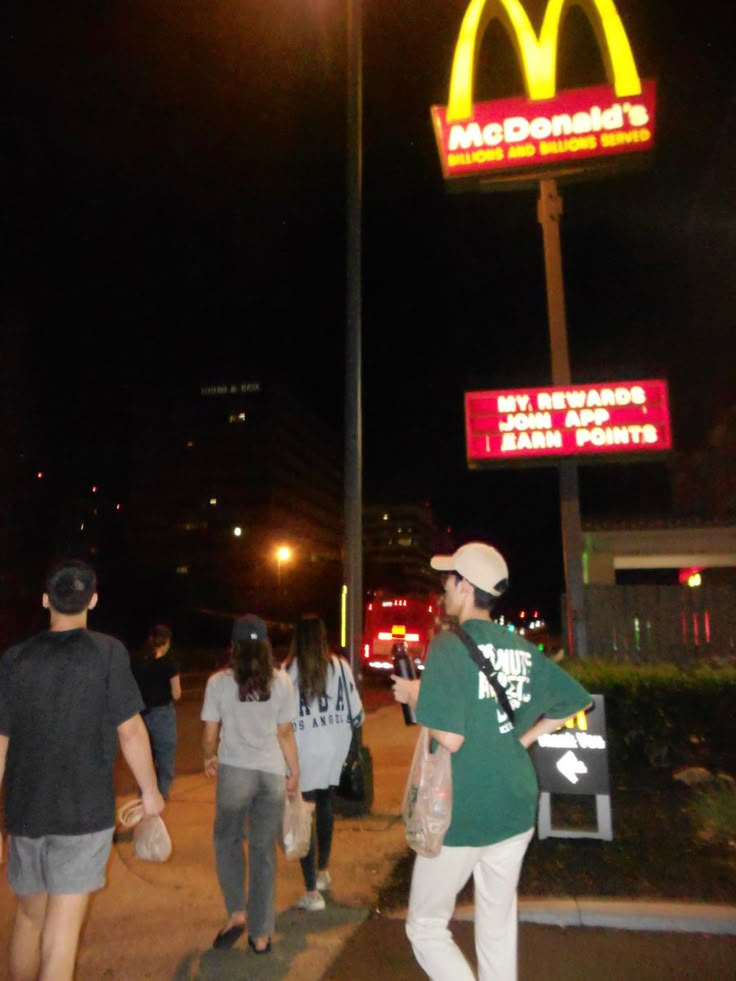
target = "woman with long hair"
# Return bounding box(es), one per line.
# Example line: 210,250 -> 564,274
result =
201,614 -> 299,954
285,614 -> 363,911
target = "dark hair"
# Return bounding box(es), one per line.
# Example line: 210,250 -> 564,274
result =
450,572 -> 496,612
144,623 -> 172,656
289,615 -> 330,702
148,624 -> 172,647
231,636 -> 273,702
45,559 -> 97,615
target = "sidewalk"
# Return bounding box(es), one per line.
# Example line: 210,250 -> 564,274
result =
0,705 -> 734,980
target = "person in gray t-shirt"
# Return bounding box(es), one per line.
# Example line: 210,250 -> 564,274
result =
202,613 -> 299,955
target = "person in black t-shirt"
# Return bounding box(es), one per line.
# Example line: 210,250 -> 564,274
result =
0,558 -> 164,981
131,624 -> 181,800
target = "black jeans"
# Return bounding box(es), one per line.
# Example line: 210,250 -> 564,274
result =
141,703 -> 177,800
299,787 -> 334,891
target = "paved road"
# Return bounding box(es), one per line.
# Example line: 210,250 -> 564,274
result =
325,915 -> 736,981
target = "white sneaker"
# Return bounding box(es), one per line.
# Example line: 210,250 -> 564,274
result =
315,870 -> 332,891
296,892 -> 326,911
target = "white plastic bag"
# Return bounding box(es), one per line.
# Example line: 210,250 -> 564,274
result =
117,799 -> 172,862
280,794 -> 313,860
133,814 -> 172,862
401,726 -> 452,858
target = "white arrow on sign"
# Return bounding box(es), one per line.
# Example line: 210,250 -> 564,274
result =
556,750 -> 588,785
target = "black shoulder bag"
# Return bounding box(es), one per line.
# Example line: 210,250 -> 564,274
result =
336,658 -> 373,810
450,623 -> 515,724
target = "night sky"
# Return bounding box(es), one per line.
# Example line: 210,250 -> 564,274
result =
4,0 -> 735,623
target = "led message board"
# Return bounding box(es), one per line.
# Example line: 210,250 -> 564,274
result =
431,0 -> 656,188
465,379 -> 672,465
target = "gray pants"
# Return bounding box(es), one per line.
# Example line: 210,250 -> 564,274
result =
213,764 -> 285,937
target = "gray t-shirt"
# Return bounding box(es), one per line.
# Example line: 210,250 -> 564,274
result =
201,667 -> 297,774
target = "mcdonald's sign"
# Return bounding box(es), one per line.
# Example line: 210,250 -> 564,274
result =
431,0 -> 657,188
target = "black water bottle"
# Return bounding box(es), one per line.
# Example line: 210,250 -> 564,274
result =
393,641 -> 417,726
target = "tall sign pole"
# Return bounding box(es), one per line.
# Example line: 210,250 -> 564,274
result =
537,179 -> 587,657
344,0 -> 363,682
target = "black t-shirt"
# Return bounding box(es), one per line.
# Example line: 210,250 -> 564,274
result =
0,628 -> 143,836
131,650 -> 180,709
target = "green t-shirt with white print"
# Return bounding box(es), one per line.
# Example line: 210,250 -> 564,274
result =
415,619 -> 591,847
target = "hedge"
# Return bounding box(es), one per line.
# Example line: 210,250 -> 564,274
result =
562,659 -> 736,773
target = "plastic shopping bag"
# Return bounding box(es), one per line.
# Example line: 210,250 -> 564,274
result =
281,793 -> 313,860
117,799 -> 172,862
133,814 -> 172,862
401,726 -> 452,858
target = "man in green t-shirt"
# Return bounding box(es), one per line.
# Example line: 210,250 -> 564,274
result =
392,542 -> 591,981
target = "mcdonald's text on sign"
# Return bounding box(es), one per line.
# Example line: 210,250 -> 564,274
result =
434,0 -> 656,188
465,379 -> 672,465
432,80 -> 656,183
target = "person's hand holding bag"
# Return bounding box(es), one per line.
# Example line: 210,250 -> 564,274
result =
117,798 -> 173,862
286,771 -> 299,801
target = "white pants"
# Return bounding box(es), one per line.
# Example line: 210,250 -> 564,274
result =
406,827 -> 534,981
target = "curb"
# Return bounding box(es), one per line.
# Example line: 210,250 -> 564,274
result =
380,900 -> 736,935
519,898 -> 736,934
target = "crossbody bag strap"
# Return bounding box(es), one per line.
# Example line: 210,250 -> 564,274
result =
337,656 -> 354,726
451,624 -> 515,724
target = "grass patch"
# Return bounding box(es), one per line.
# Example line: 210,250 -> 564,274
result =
685,776 -> 736,846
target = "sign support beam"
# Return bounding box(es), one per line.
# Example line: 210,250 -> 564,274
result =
537,791 -> 613,840
537,178 -> 588,658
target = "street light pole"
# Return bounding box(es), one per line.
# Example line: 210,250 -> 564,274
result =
344,0 -> 363,683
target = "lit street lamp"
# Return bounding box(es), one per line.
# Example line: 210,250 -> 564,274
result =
275,545 -> 292,590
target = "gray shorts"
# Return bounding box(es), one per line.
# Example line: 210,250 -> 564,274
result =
8,827 -> 115,896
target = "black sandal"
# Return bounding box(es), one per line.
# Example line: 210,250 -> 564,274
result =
212,924 -> 245,949
248,936 -> 272,955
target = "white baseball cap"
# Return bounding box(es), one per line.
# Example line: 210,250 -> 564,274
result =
430,542 -> 509,597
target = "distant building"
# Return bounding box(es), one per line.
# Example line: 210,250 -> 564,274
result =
125,379 -> 343,629
363,503 -> 451,597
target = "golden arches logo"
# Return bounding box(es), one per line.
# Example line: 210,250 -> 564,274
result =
447,0 -> 642,122
564,710 -> 589,732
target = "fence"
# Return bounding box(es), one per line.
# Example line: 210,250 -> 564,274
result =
584,584 -> 736,662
